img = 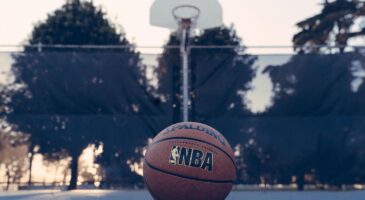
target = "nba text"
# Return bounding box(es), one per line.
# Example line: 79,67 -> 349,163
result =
169,146 -> 213,172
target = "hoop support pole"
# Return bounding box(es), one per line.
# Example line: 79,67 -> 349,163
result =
181,27 -> 190,122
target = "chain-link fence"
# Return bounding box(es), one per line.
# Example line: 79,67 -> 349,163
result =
0,45 -> 365,190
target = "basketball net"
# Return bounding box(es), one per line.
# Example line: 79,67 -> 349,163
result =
179,19 -> 193,30
172,5 -> 200,33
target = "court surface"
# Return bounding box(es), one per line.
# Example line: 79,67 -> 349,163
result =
1,190 -> 364,200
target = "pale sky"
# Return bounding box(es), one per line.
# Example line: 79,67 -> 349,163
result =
0,0 -> 322,51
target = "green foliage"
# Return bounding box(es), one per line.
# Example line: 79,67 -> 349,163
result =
294,0 -> 365,53
157,26 -> 256,123
29,0 -> 127,46
257,53 -> 365,187
0,82 -> 18,116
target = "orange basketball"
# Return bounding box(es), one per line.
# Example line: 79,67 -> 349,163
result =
143,122 -> 236,200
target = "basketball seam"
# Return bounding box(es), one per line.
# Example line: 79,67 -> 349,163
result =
150,137 -> 237,170
144,159 -> 234,184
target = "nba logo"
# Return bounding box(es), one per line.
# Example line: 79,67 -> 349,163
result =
169,146 -> 180,165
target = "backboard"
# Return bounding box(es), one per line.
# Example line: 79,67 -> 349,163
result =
150,0 -> 223,30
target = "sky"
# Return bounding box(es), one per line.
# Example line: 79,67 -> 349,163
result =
0,0 -> 322,51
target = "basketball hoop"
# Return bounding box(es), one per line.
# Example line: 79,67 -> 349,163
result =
172,5 -> 200,30
150,0 -> 222,30
150,0 -> 222,122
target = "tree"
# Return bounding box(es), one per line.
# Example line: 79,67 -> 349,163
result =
7,0 -> 155,190
262,6 -> 365,185
293,0 -> 365,53
191,26 -> 256,121
155,35 -> 181,123
28,0 -> 126,46
157,25 -> 256,126
261,52 -> 365,189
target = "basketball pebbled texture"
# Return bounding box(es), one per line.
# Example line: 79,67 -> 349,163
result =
143,122 -> 236,200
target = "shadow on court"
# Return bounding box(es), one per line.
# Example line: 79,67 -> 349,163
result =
1,190 -> 365,200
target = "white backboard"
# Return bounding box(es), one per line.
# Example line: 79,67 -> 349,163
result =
150,0 -> 223,30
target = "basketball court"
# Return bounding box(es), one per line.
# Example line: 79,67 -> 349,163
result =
1,190 -> 365,200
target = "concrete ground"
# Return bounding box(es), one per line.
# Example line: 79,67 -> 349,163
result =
1,190 -> 364,200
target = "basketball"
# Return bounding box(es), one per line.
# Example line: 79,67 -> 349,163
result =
143,122 -> 236,200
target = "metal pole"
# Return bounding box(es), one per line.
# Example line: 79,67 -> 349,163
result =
181,28 -> 189,122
